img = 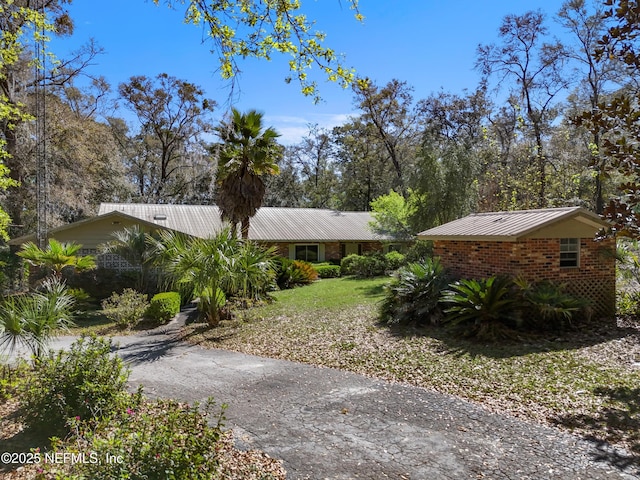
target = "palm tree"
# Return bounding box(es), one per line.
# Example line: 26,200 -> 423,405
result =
149,228 -> 238,326
17,239 -> 96,279
149,228 -> 276,326
0,277 -> 75,358
215,108 -> 281,239
99,226 -> 153,292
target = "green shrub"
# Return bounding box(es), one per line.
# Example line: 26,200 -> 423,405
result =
380,258 -> 450,326
618,290 -> 640,316
65,398 -> 225,480
0,361 -> 28,401
101,289 -> 149,329
340,254 -> 360,276
0,277 -> 76,358
275,258 -> 318,289
384,251 -> 406,271
64,267 -> 138,301
441,276 -> 518,340
404,240 -> 433,263
315,264 -> 341,278
349,253 -> 387,278
146,291 -> 181,323
515,278 -> 589,330
20,336 -> 130,435
68,288 -> 95,311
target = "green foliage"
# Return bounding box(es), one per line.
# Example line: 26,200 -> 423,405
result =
404,240 -> 433,263
215,108 -> 282,239
618,290 -> 640,317
197,286 -> 227,321
20,336 -> 130,436
343,253 -> 387,278
0,360 -> 28,401
380,258 -> 450,326
275,258 -> 318,289
0,245 -> 23,294
99,225 -> 154,292
340,254 -> 360,276
384,251 -> 406,271
227,241 -> 277,300
515,278 -> 588,330
441,276 -> 518,340
315,263 -> 341,278
67,288 -> 95,311
64,267 -> 138,301
150,228 -> 275,326
61,397 -> 225,480
147,292 -> 181,323
369,190 -> 415,240
17,239 -> 96,279
101,289 -> 149,329
0,277 -> 75,358
162,0 -> 361,102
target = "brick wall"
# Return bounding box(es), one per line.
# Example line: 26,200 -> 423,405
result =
433,237 -> 616,318
258,241 -> 385,261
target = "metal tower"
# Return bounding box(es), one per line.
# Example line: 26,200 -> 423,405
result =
35,2 -> 47,248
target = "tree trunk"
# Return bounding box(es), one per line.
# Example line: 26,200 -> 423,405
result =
241,217 -> 250,240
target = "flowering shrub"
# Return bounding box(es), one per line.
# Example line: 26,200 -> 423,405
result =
21,336 -> 130,435
59,398 -> 225,480
101,289 -> 149,329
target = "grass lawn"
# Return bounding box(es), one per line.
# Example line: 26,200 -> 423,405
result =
182,276 -> 640,457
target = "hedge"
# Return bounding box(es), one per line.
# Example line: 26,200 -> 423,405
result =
315,264 -> 341,278
147,291 -> 181,323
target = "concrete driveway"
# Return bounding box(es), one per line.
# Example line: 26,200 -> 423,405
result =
12,319 -> 640,480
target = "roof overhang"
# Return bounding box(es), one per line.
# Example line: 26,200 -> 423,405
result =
8,211 -> 174,246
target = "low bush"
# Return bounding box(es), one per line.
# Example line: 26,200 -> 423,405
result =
101,289 -> 149,329
67,288 -> 95,311
20,336 -> 130,435
404,240 -> 433,263
380,258 -> 450,326
146,291 -> 181,323
441,276 -> 519,340
0,277 -> 76,358
618,290 -> 640,316
384,251 -> 406,271
340,254 -> 360,276
0,361 -> 28,401
275,258 -> 318,289
63,398 -> 225,480
64,267 -> 138,301
515,278 -> 589,330
349,253 -> 387,278
315,263 -> 341,278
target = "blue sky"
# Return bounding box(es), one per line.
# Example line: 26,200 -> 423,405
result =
49,0 -> 569,144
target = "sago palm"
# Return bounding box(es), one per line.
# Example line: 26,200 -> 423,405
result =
18,239 -> 96,279
441,276 -> 517,340
215,108 -> 281,239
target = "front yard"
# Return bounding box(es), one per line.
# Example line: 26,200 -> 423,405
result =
182,276 -> 640,457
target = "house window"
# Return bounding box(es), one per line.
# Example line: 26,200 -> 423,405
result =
295,244 -> 319,262
560,238 -> 579,267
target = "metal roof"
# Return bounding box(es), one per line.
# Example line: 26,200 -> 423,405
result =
98,203 -> 389,242
417,207 -> 607,241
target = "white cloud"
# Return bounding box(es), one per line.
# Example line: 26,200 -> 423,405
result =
266,112 -> 355,145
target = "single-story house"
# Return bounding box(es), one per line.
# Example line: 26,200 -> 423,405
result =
10,203 -> 405,268
417,206 -> 616,317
